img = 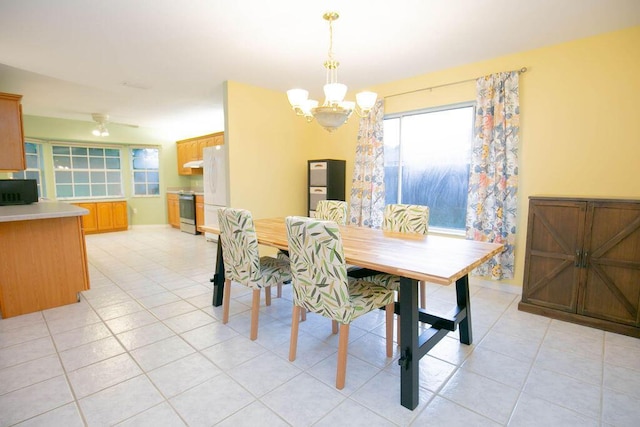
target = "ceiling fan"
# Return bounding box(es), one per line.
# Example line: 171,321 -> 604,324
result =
90,113 -> 138,136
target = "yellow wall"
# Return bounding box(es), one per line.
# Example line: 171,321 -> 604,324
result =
224,81 -> 312,219
312,25 -> 640,286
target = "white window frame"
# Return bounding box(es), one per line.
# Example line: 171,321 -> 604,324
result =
12,141 -> 46,198
130,147 -> 160,197
383,101 -> 475,235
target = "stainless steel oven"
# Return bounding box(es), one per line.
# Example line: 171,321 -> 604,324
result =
178,193 -> 199,234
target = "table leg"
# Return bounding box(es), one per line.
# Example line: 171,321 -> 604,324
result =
211,240 -> 225,307
398,276 -> 419,410
456,274 -> 472,344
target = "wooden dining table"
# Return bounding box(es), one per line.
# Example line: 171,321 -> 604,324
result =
201,217 -> 503,410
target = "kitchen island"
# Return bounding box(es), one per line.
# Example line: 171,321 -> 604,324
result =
0,202 -> 90,318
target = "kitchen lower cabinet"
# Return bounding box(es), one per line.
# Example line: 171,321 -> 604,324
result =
196,195 -> 204,232
167,193 -> 180,228
73,201 -> 128,234
519,197 -> 640,337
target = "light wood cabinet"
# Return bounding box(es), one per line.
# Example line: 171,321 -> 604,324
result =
73,201 -> 128,234
167,193 -> 180,228
75,202 -> 98,232
519,197 -> 640,337
0,215 -> 89,318
196,195 -> 204,232
176,131 -> 224,176
0,92 -> 26,171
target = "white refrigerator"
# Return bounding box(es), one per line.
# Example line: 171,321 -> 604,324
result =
203,145 -> 228,241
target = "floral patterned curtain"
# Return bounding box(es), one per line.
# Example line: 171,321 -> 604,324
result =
349,99 -> 385,228
466,71 -> 520,280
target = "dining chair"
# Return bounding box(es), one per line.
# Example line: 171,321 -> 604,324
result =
217,207 -> 291,340
285,216 -> 395,389
315,200 -> 348,225
367,203 -> 430,306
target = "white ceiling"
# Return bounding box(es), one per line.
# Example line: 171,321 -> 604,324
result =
0,0 -> 639,137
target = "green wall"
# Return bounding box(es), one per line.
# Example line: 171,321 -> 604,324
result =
18,115 -> 191,225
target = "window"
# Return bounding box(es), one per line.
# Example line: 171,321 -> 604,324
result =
12,142 -> 45,197
131,147 -> 160,196
52,145 -> 122,198
384,103 -> 474,232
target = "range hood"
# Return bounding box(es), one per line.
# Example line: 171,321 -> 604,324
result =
183,160 -> 204,169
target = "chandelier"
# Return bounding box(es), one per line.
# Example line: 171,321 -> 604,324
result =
287,12 -> 377,132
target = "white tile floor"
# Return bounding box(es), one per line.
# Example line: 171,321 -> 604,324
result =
1,226 -> 640,426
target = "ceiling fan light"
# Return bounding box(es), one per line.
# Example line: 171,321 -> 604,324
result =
92,128 -> 101,136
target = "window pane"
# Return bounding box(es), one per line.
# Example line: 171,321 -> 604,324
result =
384,105 -> 473,231
25,143 -> 38,154
75,185 -> 90,197
74,171 -> 89,183
25,171 -> 39,181
54,156 -> 71,169
89,157 -> 105,169
89,148 -> 104,156
148,183 -> 160,195
92,184 -> 107,197
56,184 -> 73,198
105,149 -> 119,157
52,146 -> 69,155
106,171 -> 121,183
55,171 -> 72,184
130,147 -> 160,196
134,183 -> 147,195
26,154 -> 38,169
71,147 -> 87,156
107,184 -> 122,196
105,157 -> 120,169
72,156 -> 88,169
91,171 -> 106,183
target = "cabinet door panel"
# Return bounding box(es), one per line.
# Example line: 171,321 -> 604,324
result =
522,201 -> 586,312
579,202 -> 640,325
112,202 -> 128,229
96,203 -> 114,230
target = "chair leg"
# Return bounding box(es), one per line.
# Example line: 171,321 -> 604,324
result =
332,320 -> 338,335
277,282 -> 282,298
419,281 -> 426,309
250,289 -> 260,340
300,307 -> 306,322
289,305 -> 301,361
385,302 -> 394,357
222,279 -> 232,324
265,285 -> 272,306
336,323 -> 350,389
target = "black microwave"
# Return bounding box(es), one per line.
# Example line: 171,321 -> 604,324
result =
0,179 -> 38,205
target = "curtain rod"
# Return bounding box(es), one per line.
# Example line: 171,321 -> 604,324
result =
384,67 -> 527,100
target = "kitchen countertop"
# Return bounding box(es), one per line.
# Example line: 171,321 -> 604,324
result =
167,187 -> 204,196
0,201 -> 88,222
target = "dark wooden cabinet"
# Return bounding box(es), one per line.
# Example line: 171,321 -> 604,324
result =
519,197 -> 640,337
308,159 -> 345,217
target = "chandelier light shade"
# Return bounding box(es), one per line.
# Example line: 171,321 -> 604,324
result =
287,11 -> 377,132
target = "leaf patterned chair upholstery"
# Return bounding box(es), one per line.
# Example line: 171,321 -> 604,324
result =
285,216 -> 395,389
315,200 -> 348,225
367,204 -> 430,307
218,207 -> 291,340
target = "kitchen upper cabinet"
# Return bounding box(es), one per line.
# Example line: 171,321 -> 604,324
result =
73,201 -> 128,234
0,92 -> 26,171
167,193 -> 180,228
519,197 -> 640,337
176,132 -> 223,176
